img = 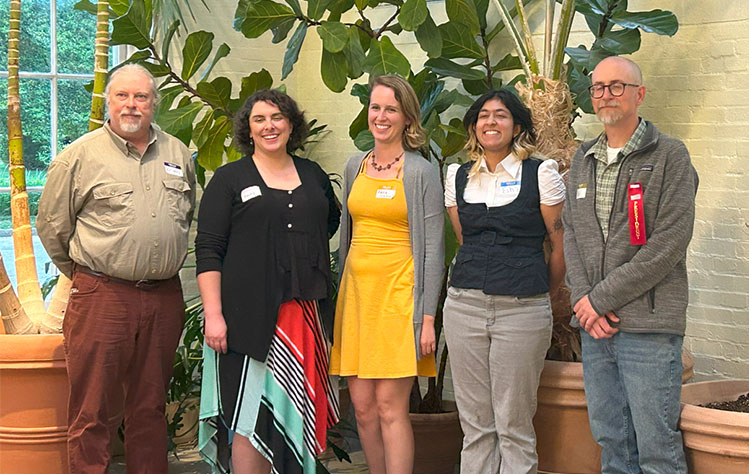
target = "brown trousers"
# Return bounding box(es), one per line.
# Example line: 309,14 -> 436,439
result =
63,271 -> 184,474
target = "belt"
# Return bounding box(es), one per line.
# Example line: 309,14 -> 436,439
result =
74,265 -> 171,289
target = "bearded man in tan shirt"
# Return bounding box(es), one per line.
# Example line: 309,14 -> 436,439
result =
37,63 -> 195,474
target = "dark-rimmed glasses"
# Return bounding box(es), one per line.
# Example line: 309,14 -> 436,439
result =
588,82 -> 641,99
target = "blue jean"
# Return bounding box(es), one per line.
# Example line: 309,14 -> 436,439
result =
581,330 -> 687,474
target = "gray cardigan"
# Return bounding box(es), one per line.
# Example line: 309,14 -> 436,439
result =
338,150 -> 445,358
562,121 -> 698,335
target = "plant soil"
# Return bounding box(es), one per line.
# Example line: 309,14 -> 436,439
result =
700,392 -> 749,413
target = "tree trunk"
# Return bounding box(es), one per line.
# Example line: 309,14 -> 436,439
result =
5,0 -> 43,333
0,252 -> 34,335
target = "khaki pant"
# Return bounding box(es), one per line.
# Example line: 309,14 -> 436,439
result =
63,271 -> 184,474
443,288 -> 552,474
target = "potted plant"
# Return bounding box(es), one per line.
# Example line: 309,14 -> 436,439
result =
680,379 -> 749,473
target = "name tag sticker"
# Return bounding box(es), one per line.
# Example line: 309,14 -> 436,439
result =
576,184 -> 587,199
499,180 -> 520,195
641,165 -> 653,171
164,162 -> 183,177
241,185 -> 262,202
375,187 -> 396,199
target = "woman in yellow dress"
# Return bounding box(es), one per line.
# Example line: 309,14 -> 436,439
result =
329,75 -> 445,474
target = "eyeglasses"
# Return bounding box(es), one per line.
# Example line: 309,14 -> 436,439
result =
588,82 -> 641,99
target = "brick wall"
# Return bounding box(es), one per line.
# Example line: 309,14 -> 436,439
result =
192,1 -> 748,380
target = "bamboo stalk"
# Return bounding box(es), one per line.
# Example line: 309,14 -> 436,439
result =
544,0 -> 554,76
42,1 -> 111,332
7,0 -> 44,332
515,0 -> 539,75
0,252 -> 34,335
550,0 -> 575,80
491,0 -> 534,80
89,0 -> 109,131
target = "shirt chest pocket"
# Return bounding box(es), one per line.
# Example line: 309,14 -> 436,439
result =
162,179 -> 192,223
92,183 -> 135,228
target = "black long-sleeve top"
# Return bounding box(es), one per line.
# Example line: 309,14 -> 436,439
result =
195,155 -> 341,360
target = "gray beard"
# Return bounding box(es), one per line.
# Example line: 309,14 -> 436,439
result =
597,110 -> 624,125
119,119 -> 142,133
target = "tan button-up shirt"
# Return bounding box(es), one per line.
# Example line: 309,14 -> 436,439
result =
37,122 -> 196,280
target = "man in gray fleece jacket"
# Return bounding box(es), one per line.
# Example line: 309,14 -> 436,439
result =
562,56 -> 698,474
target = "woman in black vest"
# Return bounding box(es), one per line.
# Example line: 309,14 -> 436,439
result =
443,89 -> 565,474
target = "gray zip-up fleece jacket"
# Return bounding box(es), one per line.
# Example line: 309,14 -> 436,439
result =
339,150 -> 445,358
562,121 -> 698,335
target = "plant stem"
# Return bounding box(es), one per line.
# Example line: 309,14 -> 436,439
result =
515,0 -> 539,74
550,0 -> 575,80
490,0 -> 534,80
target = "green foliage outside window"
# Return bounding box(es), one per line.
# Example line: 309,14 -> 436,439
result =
0,0 -> 97,171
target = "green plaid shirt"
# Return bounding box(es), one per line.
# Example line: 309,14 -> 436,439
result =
587,119 -> 647,240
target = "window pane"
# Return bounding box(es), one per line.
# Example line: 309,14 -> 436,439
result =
58,0 -> 97,74
19,0 -> 51,73
58,79 -> 92,151
20,78 -> 52,171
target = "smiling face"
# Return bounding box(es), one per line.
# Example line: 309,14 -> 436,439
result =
106,69 -> 155,140
591,57 -> 645,126
368,85 -> 409,146
249,100 -> 292,157
474,98 -> 519,158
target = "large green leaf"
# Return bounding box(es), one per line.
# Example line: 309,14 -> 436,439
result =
597,28 -> 640,55
111,0 -> 152,49
462,76 -> 502,95
491,53 -> 522,72
197,115 -> 232,172
321,50 -> 349,93
281,22 -> 308,80
348,106 -> 368,140
196,77 -> 232,110
239,69 -> 274,104
156,85 -> 184,118
354,0 -> 368,9
319,21 -> 349,53
286,0 -> 304,16
307,0 -> 334,21
350,84 -> 370,106
568,65 -> 593,114
233,0 -> 252,30
439,22 -> 484,59
440,117 -> 467,158
445,0 -> 480,35
575,0 -> 609,16
200,43 -> 231,81
425,58 -> 484,80
354,130 -> 374,151
343,27 -> 366,79
398,0 -> 428,32
415,14 -> 442,58
181,31 -> 214,80
241,1 -> 296,39
565,45 -> 613,72
610,10 -> 679,36
193,108 -> 216,148
73,0 -> 97,15
472,0 -> 488,30
156,102 -> 203,135
363,36 -> 411,77
272,18 -> 296,43
109,0 -> 131,17
161,20 -> 181,65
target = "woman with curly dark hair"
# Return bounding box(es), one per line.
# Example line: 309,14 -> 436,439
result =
195,89 -> 341,474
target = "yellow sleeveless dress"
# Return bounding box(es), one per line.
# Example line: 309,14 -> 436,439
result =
329,159 -> 436,378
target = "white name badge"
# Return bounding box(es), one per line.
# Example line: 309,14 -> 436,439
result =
375,187 -> 396,199
576,185 -> 587,199
164,162 -> 183,177
499,180 -> 520,194
241,185 -> 262,202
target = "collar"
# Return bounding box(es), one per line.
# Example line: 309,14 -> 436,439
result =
104,121 -> 158,156
586,118 -> 647,164
480,153 -> 521,178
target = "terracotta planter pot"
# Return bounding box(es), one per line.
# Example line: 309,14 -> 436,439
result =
410,401 -> 462,474
534,351 -> 694,474
680,379 -> 749,474
0,334 -> 69,474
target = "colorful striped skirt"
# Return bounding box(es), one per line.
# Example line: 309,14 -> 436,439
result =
198,299 -> 339,473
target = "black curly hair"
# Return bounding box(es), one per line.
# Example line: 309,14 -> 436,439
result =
234,89 -> 309,156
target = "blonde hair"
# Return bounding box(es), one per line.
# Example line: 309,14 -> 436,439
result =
369,75 -> 426,151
